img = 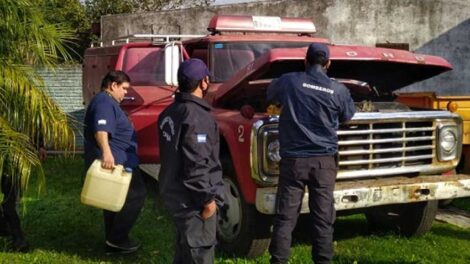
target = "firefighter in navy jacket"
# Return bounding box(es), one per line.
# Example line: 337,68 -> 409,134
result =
267,43 -> 356,264
158,59 -> 224,264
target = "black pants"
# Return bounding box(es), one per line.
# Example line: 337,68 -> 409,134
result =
269,156 -> 337,264
103,168 -> 146,243
172,212 -> 217,264
0,173 -> 26,245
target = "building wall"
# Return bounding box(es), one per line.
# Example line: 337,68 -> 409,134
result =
101,0 -> 470,95
38,65 -> 84,149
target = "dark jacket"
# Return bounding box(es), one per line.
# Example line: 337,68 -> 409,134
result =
267,65 -> 356,158
158,92 -> 224,218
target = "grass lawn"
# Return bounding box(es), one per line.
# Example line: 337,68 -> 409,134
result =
1,156 -> 469,263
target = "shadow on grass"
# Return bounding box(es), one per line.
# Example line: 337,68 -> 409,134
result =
430,224 -> 470,242
293,213 -> 470,246
14,157 -> 241,263
451,197 -> 470,211
292,214 -> 371,245
15,157 -> 175,263
22,196 -> 174,263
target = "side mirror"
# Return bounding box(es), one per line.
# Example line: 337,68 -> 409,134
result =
165,42 -> 181,86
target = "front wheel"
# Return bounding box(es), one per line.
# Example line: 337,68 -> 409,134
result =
365,200 -> 438,236
217,177 -> 271,257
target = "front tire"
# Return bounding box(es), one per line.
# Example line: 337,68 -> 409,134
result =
365,200 -> 438,236
217,176 -> 271,257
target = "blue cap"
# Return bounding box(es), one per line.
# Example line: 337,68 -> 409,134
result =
178,58 -> 210,82
306,43 -> 330,62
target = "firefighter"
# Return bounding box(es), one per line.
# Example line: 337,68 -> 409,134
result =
267,43 -> 356,264
0,137 -> 46,252
84,71 -> 146,254
158,59 -> 224,264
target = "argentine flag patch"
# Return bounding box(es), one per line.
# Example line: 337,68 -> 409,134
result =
196,134 -> 207,143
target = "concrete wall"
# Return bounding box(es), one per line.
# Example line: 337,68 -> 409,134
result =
101,0 -> 470,95
38,65 -> 84,149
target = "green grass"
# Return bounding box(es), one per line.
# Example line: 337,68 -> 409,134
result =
1,156 -> 469,263
452,197 -> 470,211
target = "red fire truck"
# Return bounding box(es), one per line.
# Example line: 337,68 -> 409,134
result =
83,15 -> 470,257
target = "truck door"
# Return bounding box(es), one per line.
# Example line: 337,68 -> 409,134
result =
118,44 -> 178,164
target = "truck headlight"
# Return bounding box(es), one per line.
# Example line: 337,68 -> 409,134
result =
251,120 -> 279,185
267,139 -> 281,162
262,131 -> 280,176
437,125 -> 459,161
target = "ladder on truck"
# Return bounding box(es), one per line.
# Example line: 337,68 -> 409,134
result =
91,34 -> 206,47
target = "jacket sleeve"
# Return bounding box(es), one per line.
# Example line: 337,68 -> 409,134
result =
180,121 -> 223,207
90,101 -> 117,137
338,84 -> 356,123
266,77 -> 285,105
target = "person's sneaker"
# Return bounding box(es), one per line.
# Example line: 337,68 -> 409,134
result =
105,239 -> 140,255
12,238 -> 29,253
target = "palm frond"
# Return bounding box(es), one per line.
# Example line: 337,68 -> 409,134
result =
0,116 -> 44,194
0,64 -> 75,152
0,0 -> 75,67
0,0 -> 76,195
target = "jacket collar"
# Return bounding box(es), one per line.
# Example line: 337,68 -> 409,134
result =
175,92 -> 212,111
306,64 -> 328,78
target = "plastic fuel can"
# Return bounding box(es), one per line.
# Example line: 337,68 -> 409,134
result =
80,159 -> 132,212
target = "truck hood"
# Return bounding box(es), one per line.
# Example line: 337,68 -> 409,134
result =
212,45 -> 452,106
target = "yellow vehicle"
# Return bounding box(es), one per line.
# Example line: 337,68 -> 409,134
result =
396,92 -> 470,173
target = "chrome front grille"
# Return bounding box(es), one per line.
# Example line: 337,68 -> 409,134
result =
337,120 -> 435,179
251,111 -> 459,184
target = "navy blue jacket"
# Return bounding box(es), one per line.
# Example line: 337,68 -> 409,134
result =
158,92 -> 224,218
267,65 -> 356,158
84,92 -> 139,169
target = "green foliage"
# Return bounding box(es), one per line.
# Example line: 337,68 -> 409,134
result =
31,0 -> 214,61
131,0 -> 215,11
41,0 -> 90,61
85,0 -> 215,18
0,0 -> 75,194
84,0 -> 133,21
42,0 -> 89,35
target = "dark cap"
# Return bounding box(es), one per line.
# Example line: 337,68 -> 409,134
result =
177,58 -> 210,82
306,43 -> 330,63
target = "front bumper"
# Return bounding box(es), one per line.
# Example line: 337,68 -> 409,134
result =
255,174 -> 470,214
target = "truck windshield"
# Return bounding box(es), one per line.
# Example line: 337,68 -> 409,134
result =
210,42 -> 309,82
122,47 -> 166,86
